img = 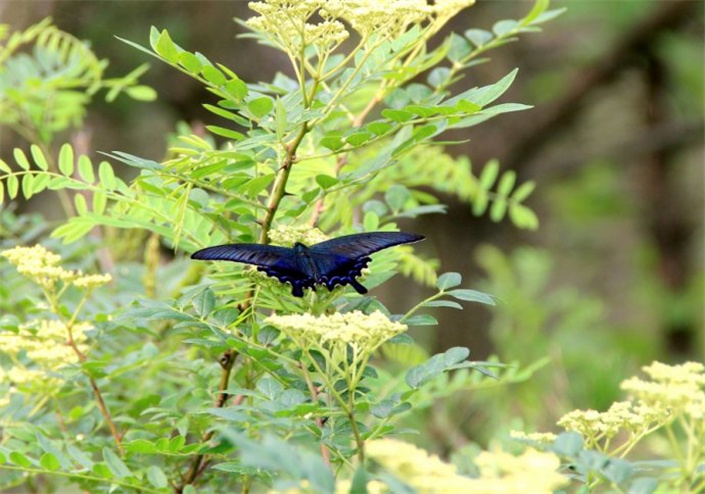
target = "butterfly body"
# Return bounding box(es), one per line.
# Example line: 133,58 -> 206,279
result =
191,232 -> 423,297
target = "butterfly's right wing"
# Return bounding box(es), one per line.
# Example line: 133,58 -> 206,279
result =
191,244 -> 313,296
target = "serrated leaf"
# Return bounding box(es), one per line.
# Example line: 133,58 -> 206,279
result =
13,148 -> 30,170
58,144 -> 74,176
437,272 -> 462,290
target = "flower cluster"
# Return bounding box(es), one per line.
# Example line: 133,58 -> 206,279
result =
509,430 -> 558,444
365,439 -> 567,494
557,401 -> 669,445
248,0 -> 349,53
247,0 -> 476,55
0,319 -> 91,390
471,447 -> 569,494
621,361 -> 705,419
268,225 -> 328,247
1,244 -> 112,292
266,310 -> 405,348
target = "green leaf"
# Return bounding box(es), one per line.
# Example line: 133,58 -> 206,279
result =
102,447 -> 131,478
66,444 -> 94,469
193,288 -> 215,316
206,125 -> 245,141
74,194 -> 88,214
490,197 -> 507,222
169,436 -> 186,453
320,134 -> 344,151
479,160 -> 499,190
437,272 -> 462,290
446,288 -> 495,305
40,453 -> 60,471
58,144 -> 74,176
202,65 -> 227,86
381,109 -> 414,122
7,174 -> 18,199
552,432 -> 583,456
448,33 -> 472,63
363,211 -> 379,231
428,67 -> 450,87
510,181 -> 535,202
179,51 -> 203,73
367,122 -> 392,136
275,99 -> 287,139
315,174 -> 338,189
628,477 -> 658,494
404,314 -> 438,326
444,346 -> 469,365
242,174 -> 274,197
371,400 -> 394,418
21,174 -> 34,199
125,85 -> 157,101
248,97 -> 274,118
30,145 -> 48,170
497,171 -> 516,196
523,0 -> 549,25
0,181 -> 4,203
349,466 -> 369,494
424,300 -> 463,310
224,78 -> 248,101
493,19 -> 519,36
385,184 -> 409,212
155,30 -> 180,63
93,191 -> 107,214
98,162 -> 117,189
125,439 -> 157,454
257,378 -> 283,400
147,466 -> 168,488
472,189 -> 488,215
13,148 -> 30,170
9,451 -> 32,467
78,156 -> 95,183
345,131 -> 373,146
508,203 -> 539,230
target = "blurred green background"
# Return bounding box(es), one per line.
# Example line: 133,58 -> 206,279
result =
1,0 -> 703,447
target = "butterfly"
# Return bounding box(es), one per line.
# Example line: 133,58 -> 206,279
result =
191,231 -> 424,297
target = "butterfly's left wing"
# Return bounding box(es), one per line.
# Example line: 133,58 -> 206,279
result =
308,232 -> 424,294
191,244 -> 315,296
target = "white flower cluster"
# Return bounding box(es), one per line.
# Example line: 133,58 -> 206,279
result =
365,439 -> 567,494
0,319 -> 91,388
621,361 -> 705,419
557,400 -> 669,439
268,225 -> 328,247
266,310 -> 405,347
1,244 -> 112,291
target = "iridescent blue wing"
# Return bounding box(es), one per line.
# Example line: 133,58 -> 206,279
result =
308,232 -> 424,294
191,244 -> 315,297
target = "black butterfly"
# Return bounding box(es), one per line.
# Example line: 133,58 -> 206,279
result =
191,232 -> 424,297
